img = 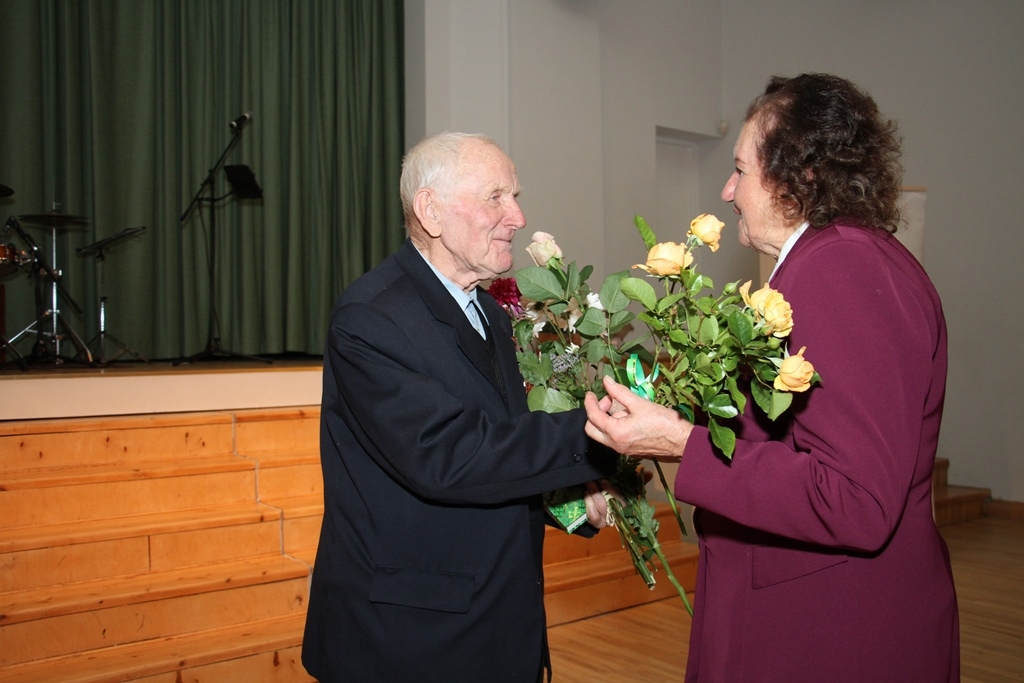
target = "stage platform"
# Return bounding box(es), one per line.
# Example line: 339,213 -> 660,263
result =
0,356 -> 323,421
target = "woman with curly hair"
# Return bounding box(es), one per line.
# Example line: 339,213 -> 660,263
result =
586,74 -> 959,682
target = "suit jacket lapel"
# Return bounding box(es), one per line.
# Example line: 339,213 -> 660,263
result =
394,241 -> 507,403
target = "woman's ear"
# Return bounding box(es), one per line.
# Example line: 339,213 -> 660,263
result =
413,188 -> 442,238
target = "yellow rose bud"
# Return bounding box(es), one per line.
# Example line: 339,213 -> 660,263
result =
744,283 -> 794,338
688,213 -> 725,252
525,231 -> 563,267
633,241 -> 693,276
774,346 -> 815,392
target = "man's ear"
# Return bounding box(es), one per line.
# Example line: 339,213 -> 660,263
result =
413,188 -> 441,238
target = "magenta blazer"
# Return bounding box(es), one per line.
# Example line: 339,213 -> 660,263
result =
676,223 -> 959,682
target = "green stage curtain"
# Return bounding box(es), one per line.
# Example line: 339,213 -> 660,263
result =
0,0 -> 404,361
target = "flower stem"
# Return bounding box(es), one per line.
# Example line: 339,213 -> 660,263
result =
653,461 -> 689,539
651,538 -> 694,617
603,492 -> 656,588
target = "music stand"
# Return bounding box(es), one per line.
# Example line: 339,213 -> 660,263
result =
175,124 -> 268,365
77,226 -> 149,365
4,214 -> 93,365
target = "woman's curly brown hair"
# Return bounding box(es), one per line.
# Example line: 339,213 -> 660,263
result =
747,73 -> 904,233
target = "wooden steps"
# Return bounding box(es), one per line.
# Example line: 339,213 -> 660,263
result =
0,408 -> 319,683
0,404 -> 987,680
932,457 -> 991,526
0,614 -> 310,683
543,505 -> 699,626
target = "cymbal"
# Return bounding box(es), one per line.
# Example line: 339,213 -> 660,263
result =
0,184 -> 12,198
18,211 -> 89,228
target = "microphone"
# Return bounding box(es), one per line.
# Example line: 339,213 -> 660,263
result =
229,111 -> 252,132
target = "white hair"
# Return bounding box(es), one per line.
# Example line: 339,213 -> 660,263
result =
400,132 -> 499,229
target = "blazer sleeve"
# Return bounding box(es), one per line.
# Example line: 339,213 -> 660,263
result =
676,233 -> 944,552
324,298 -> 615,506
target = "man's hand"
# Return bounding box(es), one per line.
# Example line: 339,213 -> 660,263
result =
583,479 -> 622,528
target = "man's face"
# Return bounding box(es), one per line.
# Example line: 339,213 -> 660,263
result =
434,140 -> 526,289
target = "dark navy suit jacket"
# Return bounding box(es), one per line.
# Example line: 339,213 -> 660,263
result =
302,239 -> 614,682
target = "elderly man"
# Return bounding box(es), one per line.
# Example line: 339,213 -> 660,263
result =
302,132 -> 616,682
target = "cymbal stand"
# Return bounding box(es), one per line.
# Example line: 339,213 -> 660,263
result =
77,226 -> 149,365
0,333 -> 28,371
3,216 -> 92,365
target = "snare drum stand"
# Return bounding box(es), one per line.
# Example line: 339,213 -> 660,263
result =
77,226 -> 149,365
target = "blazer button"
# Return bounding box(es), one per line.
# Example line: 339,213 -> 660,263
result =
573,453 -> 584,463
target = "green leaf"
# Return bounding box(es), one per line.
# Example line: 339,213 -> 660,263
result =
708,418 -> 736,459
513,318 -> 536,351
517,351 -> 552,386
637,310 -> 666,331
621,276 -> 658,312
688,274 -> 708,298
515,266 -> 564,301
727,309 -> 754,347
586,339 -> 613,364
608,309 -> 635,334
695,296 -> 716,315
705,393 -> 739,419
599,271 -> 632,314
575,306 -> 606,338
668,328 -> 692,346
726,375 -> 747,415
656,292 -> 687,314
527,385 -> 579,413
634,214 -> 657,251
697,315 -> 720,344
548,301 -> 569,317
767,390 -> 793,420
750,379 -> 772,415
695,361 -> 726,385
565,261 -> 581,298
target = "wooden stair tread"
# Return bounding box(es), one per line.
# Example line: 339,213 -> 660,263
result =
289,547 -> 318,566
0,554 -> 310,626
0,502 -> 280,554
544,538 -> 698,593
0,612 -> 308,683
0,453 -> 253,490
243,448 -> 320,466
934,484 -> 991,501
0,411 -> 235,438
233,406 -> 320,423
260,494 -> 324,518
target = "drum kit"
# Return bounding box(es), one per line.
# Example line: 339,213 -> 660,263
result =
1,183 -> 147,368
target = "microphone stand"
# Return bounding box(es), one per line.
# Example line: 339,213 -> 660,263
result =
175,119 -> 269,365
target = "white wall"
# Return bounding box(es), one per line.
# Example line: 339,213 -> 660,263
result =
717,0 -> 1024,501
406,0 -> 1024,501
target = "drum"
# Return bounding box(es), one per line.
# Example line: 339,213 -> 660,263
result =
0,242 -> 26,277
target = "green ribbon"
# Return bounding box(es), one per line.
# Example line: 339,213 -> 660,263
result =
626,353 -> 659,401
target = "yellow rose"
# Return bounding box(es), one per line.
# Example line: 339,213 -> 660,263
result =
633,241 -> 693,276
689,213 -> 725,252
774,346 -> 815,392
739,280 -> 754,307
743,282 -> 794,338
525,231 -> 563,267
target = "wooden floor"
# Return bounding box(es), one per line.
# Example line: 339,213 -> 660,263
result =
548,516 -> 1024,683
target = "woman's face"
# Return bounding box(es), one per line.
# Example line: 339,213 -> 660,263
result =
721,118 -> 801,259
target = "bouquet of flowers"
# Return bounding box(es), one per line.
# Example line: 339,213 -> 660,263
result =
489,214 -> 819,615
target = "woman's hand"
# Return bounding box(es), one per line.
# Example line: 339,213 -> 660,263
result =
584,375 -> 693,462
